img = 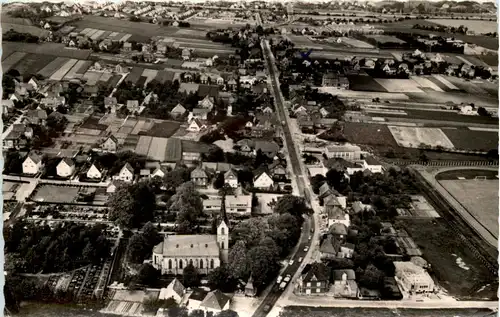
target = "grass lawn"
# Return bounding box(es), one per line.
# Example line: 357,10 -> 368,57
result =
146,121 -> 181,138
396,218 -> 498,300
32,185 -> 80,203
2,42 -> 92,59
280,306 -> 495,317
343,123 -> 398,147
441,128 -> 498,151
347,74 -> 388,92
436,169 -> 498,180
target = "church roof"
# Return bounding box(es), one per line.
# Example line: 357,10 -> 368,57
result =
160,235 -> 219,257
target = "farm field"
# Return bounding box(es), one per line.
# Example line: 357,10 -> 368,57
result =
436,169 -> 498,180
50,59 -> 79,81
410,76 -> 444,92
147,121 -> 181,138
427,19 -> 497,34
165,138 -> 182,162
2,42 -> 92,59
382,109 -> 499,125
10,53 -> 56,77
32,185 -> 80,203
280,307 -> 495,317
125,67 -> 145,84
398,218 -> 498,300
2,51 -> 27,72
365,34 -> 406,44
339,37 -> 374,48
406,91 -> 499,108
441,129 -> 498,151
147,137 -> 169,161
37,57 -> 70,78
388,126 -> 455,149
343,122 -> 398,147
347,74 -> 387,92
2,22 -> 50,37
375,78 -> 424,93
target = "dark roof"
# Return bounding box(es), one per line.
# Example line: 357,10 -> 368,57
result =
333,269 -> 356,281
200,290 -> 231,310
27,109 -> 48,120
254,140 -> 279,154
197,84 -> 219,99
26,152 -> 42,164
302,262 -> 330,283
328,223 -> 348,236
189,288 -> 208,301
364,155 -> 381,166
319,235 -> 340,254
59,157 -> 75,167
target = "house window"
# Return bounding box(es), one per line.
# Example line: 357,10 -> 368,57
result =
200,259 -> 204,269
168,259 -> 172,270
317,282 -> 321,287
316,288 -> 320,293
210,259 -> 214,269
179,259 -> 183,269
189,259 -> 193,266
221,227 -> 225,235
221,242 -> 225,249
307,282 -> 311,287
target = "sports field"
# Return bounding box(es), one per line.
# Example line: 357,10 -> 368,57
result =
439,179 -> 498,240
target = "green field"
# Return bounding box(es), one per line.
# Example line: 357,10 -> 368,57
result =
347,74 -> 388,92
442,129 -> 498,151
32,185 -> 80,203
3,42 -> 92,59
10,53 -> 56,77
343,122 -> 398,147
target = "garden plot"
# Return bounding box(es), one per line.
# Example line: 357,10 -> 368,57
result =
411,76 -> 444,92
63,60 -> 88,80
118,34 -> 132,42
165,138 -> 183,162
431,74 -> 459,90
86,29 -> 100,38
99,72 -> 113,84
318,88 -> 409,100
10,53 -> 55,76
388,126 -> 455,149
2,51 -> 27,71
83,71 -> 104,86
148,137 -> 169,161
90,29 -> 106,41
339,37 -> 374,48
50,58 -> 78,81
32,185 -> 80,203
135,136 -> 153,156
141,68 -> 158,86
37,57 -> 69,78
374,79 -> 424,93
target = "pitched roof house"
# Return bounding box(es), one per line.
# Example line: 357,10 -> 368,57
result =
22,152 -> 42,175
191,167 -> 208,186
56,158 -> 75,178
199,289 -> 231,313
297,262 -> 331,294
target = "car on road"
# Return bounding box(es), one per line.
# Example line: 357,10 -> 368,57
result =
298,257 -> 303,262
276,276 -> 283,284
308,235 -> 311,240
284,275 -> 291,283
288,259 -> 294,265
304,246 -> 309,252
279,281 -> 287,290
264,304 -> 272,313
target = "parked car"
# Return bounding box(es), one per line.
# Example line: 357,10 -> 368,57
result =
288,259 -> 294,265
304,246 -> 309,252
277,276 -> 283,284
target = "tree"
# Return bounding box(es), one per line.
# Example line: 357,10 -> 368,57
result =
217,310 -> 239,317
189,310 -> 206,317
142,222 -> 163,248
4,151 -> 23,174
358,264 -> 384,289
310,174 -> 326,194
213,172 -> 225,189
127,234 -> 149,263
167,306 -> 189,317
227,240 -> 249,279
171,182 -> 204,234
230,218 -> 268,249
477,107 -> 490,117
183,263 -> 200,287
207,266 -> 236,292
133,263 -> 161,287
248,241 -> 280,289
143,297 -> 178,313
274,195 -> 309,221
108,181 -> 156,228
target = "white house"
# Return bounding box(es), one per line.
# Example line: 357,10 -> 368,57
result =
152,166 -> 170,179
198,95 -> 215,110
171,103 -> 187,117
56,158 -> 75,178
224,169 -> 238,188
22,152 -> 42,175
158,278 -> 185,304
187,119 -> 206,132
253,170 -> 274,189
327,206 -> 351,228
225,194 -> 252,215
116,163 -> 134,182
86,163 -> 103,179
101,135 -> 118,152
189,108 -> 210,121
199,290 -> 231,314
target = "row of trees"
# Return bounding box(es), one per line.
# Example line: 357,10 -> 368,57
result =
4,222 -> 111,274
4,29 -> 39,43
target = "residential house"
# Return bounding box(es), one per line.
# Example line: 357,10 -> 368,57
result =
3,124 -> 32,149
41,96 -> 65,109
116,163 -> 134,182
225,194 -> 252,215
101,135 -> 118,153
253,170 -> 274,189
140,169 -> 151,179
324,194 -> 347,209
262,106 -> 273,114
319,235 -> 355,260
332,269 -> 358,298
186,288 -> 208,311
382,64 -> 396,75
104,97 -> 118,112
393,261 -> 435,294
56,158 -> 75,178
361,156 -> 383,173
203,198 -> 222,213
236,139 -> 254,155
296,262 -> 331,295
198,95 -> 215,110
171,104 -> 187,117
22,152 -> 42,175
327,206 -> 350,228
318,182 -> 336,199
200,73 -> 209,85
224,169 -> 238,188
227,78 -> 237,91
199,290 -> 231,314
191,167 -> 208,186
2,99 -> 15,114
152,166 -> 170,179
86,163 -> 103,179
187,119 -> 206,132
254,140 -> 279,159
322,72 -> 349,89
216,76 -> 224,86
126,100 -> 140,113
328,223 -> 348,239
351,201 -> 373,214
189,108 -> 210,121
182,48 -> 191,60
107,180 -> 124,194
268,161 -> 287,181
28,77 -> 41,91
122,42 -> 132,52
158,278 -> 186,304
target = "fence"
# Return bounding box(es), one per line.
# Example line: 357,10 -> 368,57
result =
390,160 -> 499,167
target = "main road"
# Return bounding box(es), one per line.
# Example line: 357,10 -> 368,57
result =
251,39 -> 319,317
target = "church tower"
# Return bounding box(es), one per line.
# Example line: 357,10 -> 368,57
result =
217,196 -> 229,264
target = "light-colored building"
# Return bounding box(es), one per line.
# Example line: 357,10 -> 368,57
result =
86,163 -> 102,179
203,198 -> 222,213
332,269 -> 358,298
296,262 -> 331,295
56,158 -> 75,177
191,167 -> 208,186
327,206 -> 350,228
393,261 -> 435,294
224,169 -> 238,188
253,171 -> 274,189
116,163 -> 134,182
22,152 -> 42,175
199,290 -> 231,314
187,119 -> 206,132
324,144 -> 361,161
152,220 -> 229,275
225,194 -> 252,215
101,135 -> 118,152
158,278 -> 185,303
